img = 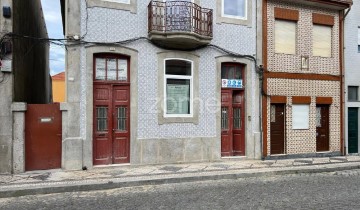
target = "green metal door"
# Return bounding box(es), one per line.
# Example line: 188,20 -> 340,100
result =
348,108 -> 358,153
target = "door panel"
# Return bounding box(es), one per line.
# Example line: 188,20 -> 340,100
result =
93,84 -> 130,165
221,90 -> 245,156
348,108 -> 358,153
270,104 -> 285,154
25,104 -> 62,171
232,91 -> 245,156
316,105 -> 329,152
112,86 -> 130,164
94,85 -> 112,165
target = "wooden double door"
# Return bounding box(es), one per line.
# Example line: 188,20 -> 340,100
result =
93,84 -> 130,165
221,89 -> 245,156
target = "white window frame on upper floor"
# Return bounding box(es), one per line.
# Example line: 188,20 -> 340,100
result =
216,0 -> 252,26
87,0 -> 137,13
221,0 -> 247,20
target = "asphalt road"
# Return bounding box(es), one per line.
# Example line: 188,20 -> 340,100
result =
2,170 -> 360,210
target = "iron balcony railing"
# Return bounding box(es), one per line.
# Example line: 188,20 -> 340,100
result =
148,0 -> 213,37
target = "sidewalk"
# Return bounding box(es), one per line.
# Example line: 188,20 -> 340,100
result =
1,155 -> 360,198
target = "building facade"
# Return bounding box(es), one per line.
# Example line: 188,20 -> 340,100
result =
60,0 -> 262,170
52,72 -> 66,103
262,0 -> 351,158
0,0 -> 50,174
344,0 -> 360,154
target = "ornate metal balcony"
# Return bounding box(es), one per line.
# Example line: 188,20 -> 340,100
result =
148,1 -> 213,49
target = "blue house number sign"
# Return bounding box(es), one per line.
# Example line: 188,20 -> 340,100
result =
221,79 -> 243,88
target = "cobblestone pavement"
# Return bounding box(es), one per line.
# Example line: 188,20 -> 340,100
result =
1,155 -> 360,187
2,169 -> 360,210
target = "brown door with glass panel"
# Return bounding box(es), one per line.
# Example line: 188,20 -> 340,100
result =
93,54 -> 130,165
270,104 -> 285,154
316,105 -> 329,152
221,63 -> 245,157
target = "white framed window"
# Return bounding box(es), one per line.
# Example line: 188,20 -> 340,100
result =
164,59 -> 193,117
275,20 -> 296,54
313,24 -> 332,57
222,0 -> 247,20
292,104 -> 310,129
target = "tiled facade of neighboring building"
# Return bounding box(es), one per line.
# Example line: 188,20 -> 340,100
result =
263,0 -> 351,158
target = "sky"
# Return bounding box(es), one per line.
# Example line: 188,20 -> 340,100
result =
41,0 -> 65,75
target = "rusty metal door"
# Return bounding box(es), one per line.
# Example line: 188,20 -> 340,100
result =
25,103 -> 62,171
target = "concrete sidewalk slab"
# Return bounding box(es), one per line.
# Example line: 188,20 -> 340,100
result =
0,155 -> 360,198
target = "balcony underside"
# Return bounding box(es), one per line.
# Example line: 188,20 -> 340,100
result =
149,31 -> 212,49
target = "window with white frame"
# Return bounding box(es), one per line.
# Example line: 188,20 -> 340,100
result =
313,24 -> 332,57
164,59 -> 193,116
222,0 -> 247,19
275,19 -> 296,54
292,104 -> 310,129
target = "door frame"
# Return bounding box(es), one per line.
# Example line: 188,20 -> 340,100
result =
270,103 -> 286,155
220,62 -> 246,157
93,53 -> 131,165
216,56 -> 256,159
316,104 -> 330,152
86,46 -> 138,167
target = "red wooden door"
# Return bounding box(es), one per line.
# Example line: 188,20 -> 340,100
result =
316,105 -> 329,152
270,104 -> 285,154
25,104 -> 62,171
93,84 -> 130,165
112,86 -> 130,164
221,90 -> 245,156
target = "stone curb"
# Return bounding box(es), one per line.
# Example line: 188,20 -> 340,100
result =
1,163 -> 359,198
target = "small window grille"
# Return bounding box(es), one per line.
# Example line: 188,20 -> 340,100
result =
117,106 -> 127,131
233,108 -> 241,129
96,107 -> 108,131
221,107 -> 229,130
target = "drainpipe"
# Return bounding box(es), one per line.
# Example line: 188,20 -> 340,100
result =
341,7 -> 350,156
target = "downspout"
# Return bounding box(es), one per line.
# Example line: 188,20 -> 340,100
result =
340,6 -> 350,155
256,0 -> 264,160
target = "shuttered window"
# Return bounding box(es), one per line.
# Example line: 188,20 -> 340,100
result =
313,24 -> 332,57
275,20 -> 296,54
